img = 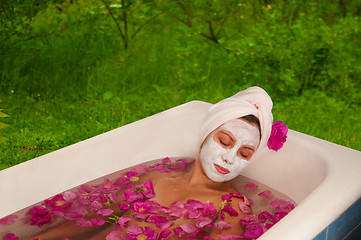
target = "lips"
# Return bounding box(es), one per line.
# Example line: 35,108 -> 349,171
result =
214,164 -> 230,174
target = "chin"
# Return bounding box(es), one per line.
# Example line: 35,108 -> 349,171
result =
207,172 -> 237,182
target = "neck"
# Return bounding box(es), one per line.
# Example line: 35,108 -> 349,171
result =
186,159 -> 232,189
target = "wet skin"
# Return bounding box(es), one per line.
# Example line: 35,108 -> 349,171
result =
30,119 -> 261,239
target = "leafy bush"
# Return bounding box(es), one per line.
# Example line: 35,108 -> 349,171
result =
0,0 -> 360,168
0,109 -> 9,143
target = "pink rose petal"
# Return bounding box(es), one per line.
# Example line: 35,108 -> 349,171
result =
106,229 -> 123,240
270,198 -> 295,213
243,196 -> 254,207
27,206 -> 52,226
214,220 -> 231,231
202,202 -> 218,220
268,121 -> 288,151
133,165 -> 152,174
64,206 -> 88,220
147,215 -> 171,229
126,225 -> 143,236
159,229 -> 172,239
2,233 -> 19,240
45,194 -> 72,212
239,202 -> 252,214
240,214 -> 258,225
258,211 -> 272,223
117,215 -> 131,228
91,218 -> 106,226
173,227 -> 186,237
243,224 -> 264,239
223,205 -> 239,217
244,182 -> 259,190
96,209 -> 114,216
0,215 -> 18,225
180,223 -> 199,234
196,216 -> 213,228
185,199 -> 203,210
131,202 -> 155,214
258,190 -> 273,198
270,211 -> 288,224
118,203 -> 130,211
76,219 -> 92,227
62,191 -> 78,201
265,223 -> 274,230
133,213 -> 149,221
143,227 -> 158,239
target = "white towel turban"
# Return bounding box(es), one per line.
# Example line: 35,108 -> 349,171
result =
199,86 -> 273,152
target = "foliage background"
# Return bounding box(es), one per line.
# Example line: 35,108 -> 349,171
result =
1,0 -> 360,169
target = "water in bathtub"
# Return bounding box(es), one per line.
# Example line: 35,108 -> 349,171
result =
0,157 -> 296,239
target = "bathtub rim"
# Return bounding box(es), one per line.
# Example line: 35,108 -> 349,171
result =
1,100 -> 361,240
257,129 -> 361,240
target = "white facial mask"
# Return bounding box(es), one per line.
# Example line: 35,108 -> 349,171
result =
199,119 -> 260,182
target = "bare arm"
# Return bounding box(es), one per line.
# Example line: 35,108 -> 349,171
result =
27,202 -> 126,240
26,220 -> 112,240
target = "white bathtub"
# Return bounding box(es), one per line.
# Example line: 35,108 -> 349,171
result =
1,101 -> 361,239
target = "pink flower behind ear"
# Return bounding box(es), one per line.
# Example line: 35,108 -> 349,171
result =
267,121 -> 288,151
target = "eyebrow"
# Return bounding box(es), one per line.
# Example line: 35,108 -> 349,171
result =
243,145 -> 255,151
219,130 -> 235,143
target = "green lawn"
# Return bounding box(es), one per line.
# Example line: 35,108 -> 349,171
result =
1,1 -> 360,169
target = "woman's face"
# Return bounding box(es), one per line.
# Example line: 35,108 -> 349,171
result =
199,118 -> 260,182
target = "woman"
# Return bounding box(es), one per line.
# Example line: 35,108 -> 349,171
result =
30,86 -> 275,239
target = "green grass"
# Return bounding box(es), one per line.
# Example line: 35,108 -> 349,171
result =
1,85 -> 359,171
1,2 -> 360,170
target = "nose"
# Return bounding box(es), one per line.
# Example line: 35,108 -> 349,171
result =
222,151 -> 236,165
222,158 -> 231,165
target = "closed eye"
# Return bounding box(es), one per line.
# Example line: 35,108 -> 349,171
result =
238,147 -> 255,160
213,131 -> 234,148
219,136 -> 231,146
241,153 -> 249,158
